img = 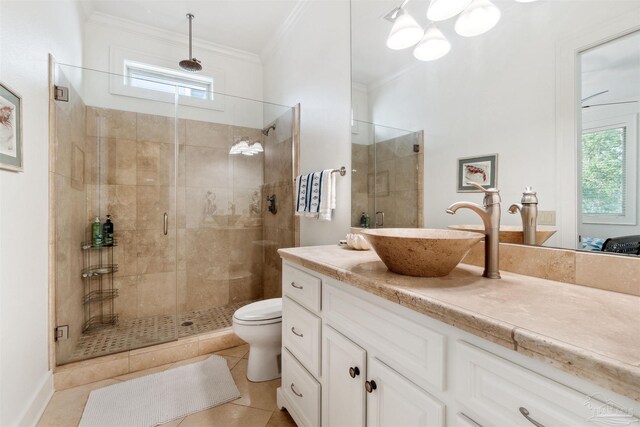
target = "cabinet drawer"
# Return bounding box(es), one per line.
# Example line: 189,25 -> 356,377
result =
283,296 -> 321,377
323,284 -> 445,392
456,341 -> 640,427
283,348 -> 321,427
283,264 -> 322,313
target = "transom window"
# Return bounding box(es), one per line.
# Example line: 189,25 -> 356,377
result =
124,61 -> 213,100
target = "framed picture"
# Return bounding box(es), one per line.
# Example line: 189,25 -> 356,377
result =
457,154 -> 498,192
0,82 -> 23,172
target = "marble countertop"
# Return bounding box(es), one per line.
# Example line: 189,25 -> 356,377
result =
278,245 -> 640,401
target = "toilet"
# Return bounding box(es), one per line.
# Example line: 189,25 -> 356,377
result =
232,298 -> 282,382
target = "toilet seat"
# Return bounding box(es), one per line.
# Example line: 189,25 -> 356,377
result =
233,298 -> 282,326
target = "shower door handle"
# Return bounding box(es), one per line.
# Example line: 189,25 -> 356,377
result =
163,213 -> 168,236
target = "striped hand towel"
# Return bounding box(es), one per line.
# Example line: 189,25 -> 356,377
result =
295,170 -> 335,220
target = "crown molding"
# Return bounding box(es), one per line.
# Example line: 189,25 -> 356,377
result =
352,81 -> 368,93
78,1 -> 95,22
87,12 -> 262,64
259,0 -> 312,61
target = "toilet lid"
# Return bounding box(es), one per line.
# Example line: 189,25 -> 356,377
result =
233,298 -> 282,322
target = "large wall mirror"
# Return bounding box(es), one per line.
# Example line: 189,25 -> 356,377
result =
351,0 -> 640,256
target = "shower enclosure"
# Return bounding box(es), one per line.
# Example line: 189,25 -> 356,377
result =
51,62 -> 298,365
351,120 -> 424,228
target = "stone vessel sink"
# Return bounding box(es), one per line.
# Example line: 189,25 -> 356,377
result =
360,228 -> 483,277
447,225 -> 557,245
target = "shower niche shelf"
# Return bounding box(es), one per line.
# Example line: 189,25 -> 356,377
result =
81,240 -> 118,250
81,239 -> 119,332
81,264 -> 119,278
82,314 -> 119,332
83,289 -> 119,305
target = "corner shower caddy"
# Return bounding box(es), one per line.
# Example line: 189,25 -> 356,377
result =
81,239 -> 119,332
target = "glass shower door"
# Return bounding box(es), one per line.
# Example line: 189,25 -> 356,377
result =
373,124 -> 422,228
175,90 -> 294,338
53,64 -> 179,364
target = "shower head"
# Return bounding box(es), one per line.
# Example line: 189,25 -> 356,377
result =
179,58 -> 202,72
180,14 -> 202,72
262,123 -> 276,136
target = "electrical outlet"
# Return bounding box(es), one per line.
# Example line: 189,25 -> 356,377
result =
538,210 -> 556,226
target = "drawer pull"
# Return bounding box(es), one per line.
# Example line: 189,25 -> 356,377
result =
349,366 -> 360,378
519,407 -> 545,427
365,380 -> 377,393
290,383 -> 303,398
291,327 -> 304,337
291,281 -> 303,290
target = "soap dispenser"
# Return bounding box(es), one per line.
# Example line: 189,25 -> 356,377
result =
92,217 -> 103,246
508,187 -> 538,245
103,215 -> 114,246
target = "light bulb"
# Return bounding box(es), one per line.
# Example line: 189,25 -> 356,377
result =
455,0 -> 501,37
387,9 -> 423,50
413,26 -> 451,61
426,0 -> 472,21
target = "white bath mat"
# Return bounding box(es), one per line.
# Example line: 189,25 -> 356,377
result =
79,355 -> 240,427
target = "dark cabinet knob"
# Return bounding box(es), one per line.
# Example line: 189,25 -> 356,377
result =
365,380 -> 377,393
349,366 -> 360,378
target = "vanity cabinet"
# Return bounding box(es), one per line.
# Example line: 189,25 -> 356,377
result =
277,261 -> 639,427
322,324 -> 444,427
322,325 -> 366,427
366,357 -> 445,427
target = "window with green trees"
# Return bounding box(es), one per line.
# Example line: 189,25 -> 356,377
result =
581,126 -> 626,216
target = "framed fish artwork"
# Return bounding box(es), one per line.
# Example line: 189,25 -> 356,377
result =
0,82 -> 23,172
457,154 -> 497,192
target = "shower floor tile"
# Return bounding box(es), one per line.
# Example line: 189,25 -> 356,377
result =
69,300 -> 257,363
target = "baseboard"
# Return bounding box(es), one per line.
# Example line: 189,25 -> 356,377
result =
16,371 -> 53,427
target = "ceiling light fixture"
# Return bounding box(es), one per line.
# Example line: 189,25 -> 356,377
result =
386,8 -> 424,50
413,26 -> 451,61
426,0 -> 472,22
229,138 -> 263,156
454,0 -> 501,37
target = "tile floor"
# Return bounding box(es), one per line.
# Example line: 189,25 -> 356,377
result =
38,344 -> 297,427
69,300 -> 256,363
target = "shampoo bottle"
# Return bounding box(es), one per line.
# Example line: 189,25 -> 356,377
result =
103,215 -> 114,246
92,217 -> 102,246
360,212 -> 367,228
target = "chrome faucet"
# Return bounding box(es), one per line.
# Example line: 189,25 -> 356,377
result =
508,187 -> 538,246
446,181 -> 501,279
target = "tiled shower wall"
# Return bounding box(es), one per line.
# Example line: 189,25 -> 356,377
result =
351,131 -> 424,228
351,143 -> 370,226
262,110 -> 295,298
85,107 -> 268,323
51,69 -> 88,363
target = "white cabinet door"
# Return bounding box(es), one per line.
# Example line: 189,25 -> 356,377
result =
323,325 -> 366,427
366,357 -> 445,427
